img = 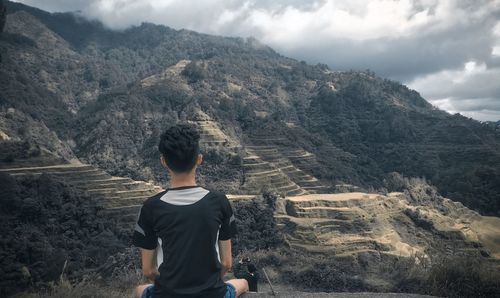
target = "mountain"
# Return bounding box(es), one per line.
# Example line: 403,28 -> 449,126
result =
0,0 -> 499,217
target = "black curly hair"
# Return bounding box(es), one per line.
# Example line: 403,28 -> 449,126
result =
158,123 -> 201,173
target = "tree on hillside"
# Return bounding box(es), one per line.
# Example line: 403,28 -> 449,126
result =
0,0 -> 5,35
181,61 -> 207,83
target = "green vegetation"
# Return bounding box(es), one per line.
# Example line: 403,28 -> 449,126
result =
231,194 -> 284,254
0,173 -> 124,297
0,1 -> 5,35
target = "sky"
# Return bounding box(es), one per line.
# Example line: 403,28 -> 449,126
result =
15,0 -> 500,122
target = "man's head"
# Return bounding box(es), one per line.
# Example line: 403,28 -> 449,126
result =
158,124 -> 202,174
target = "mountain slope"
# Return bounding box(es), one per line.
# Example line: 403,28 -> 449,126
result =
0,1 -> 499,215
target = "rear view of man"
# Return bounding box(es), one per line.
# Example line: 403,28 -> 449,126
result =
133,124 -> 249,298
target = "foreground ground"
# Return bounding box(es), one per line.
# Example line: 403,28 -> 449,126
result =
243,293 -> 435,298
17,272 -> 437,298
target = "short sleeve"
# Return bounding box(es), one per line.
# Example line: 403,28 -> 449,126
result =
218,195 -> 237,240
132,204 -> 157,250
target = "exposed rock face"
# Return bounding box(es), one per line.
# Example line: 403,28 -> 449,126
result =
0,129 -> 10,140
277,191 -> 499,260
0,109 -> 76,162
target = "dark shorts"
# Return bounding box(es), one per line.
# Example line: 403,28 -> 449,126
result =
141,283 -> 236,298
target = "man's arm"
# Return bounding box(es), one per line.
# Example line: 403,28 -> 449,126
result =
140,248 -> 160,280
133,203 -> 160,280
218,239 -> 232,279
218,194 -> 237,279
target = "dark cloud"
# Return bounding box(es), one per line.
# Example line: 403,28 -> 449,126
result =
16,0 -> 88,13
13,0 -> 500,121
282,23 -> 494,82
409,60 -> 500,121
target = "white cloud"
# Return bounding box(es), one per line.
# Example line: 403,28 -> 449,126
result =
409,61 -> 500,121
492,21 -> 500,57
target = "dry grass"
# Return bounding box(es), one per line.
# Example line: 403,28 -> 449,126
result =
14,251 -> 500,298
427,256 -> 500,297
380,251 -> 500,297
17,270 -> 145,298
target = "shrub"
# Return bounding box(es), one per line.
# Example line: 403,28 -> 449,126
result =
181,61 -> 207,83
231,198 -> 284,254
0,174 -> 123,297
428,256 -> 500,297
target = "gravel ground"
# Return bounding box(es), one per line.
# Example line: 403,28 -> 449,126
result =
242,292 -> 436,298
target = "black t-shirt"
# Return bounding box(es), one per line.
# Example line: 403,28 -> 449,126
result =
132,185 -> 237,298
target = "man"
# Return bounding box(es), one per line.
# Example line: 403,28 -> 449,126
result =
133,124 -> 249,298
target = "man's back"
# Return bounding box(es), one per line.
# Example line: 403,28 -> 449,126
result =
133,123 -> 247,298
133,185 -> 236,297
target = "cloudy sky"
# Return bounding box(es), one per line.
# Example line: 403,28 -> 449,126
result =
15,0 -> 500,121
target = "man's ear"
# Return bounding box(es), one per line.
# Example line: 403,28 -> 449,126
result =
196,153 -> 203,166
160,155 -> 168,168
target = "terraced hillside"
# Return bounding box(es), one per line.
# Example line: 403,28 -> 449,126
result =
188,110 -> 240,149
239,131 -> 330,196
276,192 -> 500,263
0,155 -> 259,233
246,146 -> 329,193
3,154 -> 498,264
242,152 -> 306,196
0,161 -> 163,232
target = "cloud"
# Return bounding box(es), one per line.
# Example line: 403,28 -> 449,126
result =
408,60 -> 500,121
16,0 -> 89,13
13,0 -> 500,121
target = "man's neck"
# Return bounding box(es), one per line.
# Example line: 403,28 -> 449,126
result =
169,171 -> 197,189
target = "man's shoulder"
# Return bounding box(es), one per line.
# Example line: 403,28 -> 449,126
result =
142,190 -> 167,208
203,188 -> 228,201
